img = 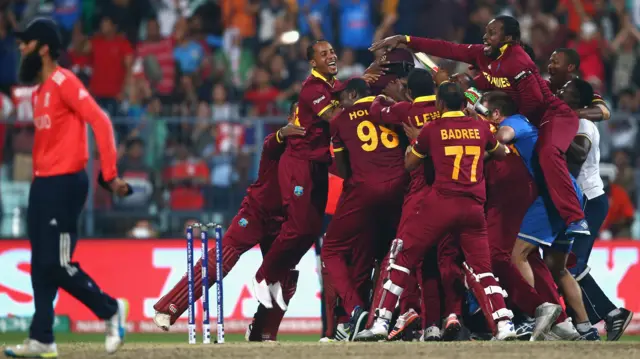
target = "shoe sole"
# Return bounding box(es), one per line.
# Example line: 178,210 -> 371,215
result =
608,312 -> 634,342
3,349 -> 58,358
387,314 -> 419,341
442,322 -> 461,342
353,333 -> 387,342
348,311 -> 369,342
531,304 -> 562,341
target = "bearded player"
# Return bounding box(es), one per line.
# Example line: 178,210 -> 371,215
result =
153,104 -> 306,342
371,16 -> 590,246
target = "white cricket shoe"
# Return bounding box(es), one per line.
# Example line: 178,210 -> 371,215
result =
153,311 -> 171,332
252,277 -> 273,309
421,326 -> 442,341
319,337 -> 336,343
531,302 -> 562,341
494,320 -> 517,341
353,317 -> 389,342
3,339 -> 58,358
268,281 -> 287,311
544,318 -> 580,341
335,323 -> 350,342
105,299 -> 128,354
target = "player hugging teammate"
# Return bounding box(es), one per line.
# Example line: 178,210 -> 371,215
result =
149,17 -> 632,344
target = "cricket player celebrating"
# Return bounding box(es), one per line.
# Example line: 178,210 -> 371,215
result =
356,83 -> 514,341
252,40 -> 344,310
371,16 -> 591,246
4,18 -> 129,358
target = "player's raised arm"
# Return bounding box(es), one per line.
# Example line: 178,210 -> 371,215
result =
370,95 -> 409,125
370,35 -> 484,65
58,72 -> 118,182
405,125 -> 429,171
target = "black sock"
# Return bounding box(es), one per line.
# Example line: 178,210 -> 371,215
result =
578,273 -> 617,325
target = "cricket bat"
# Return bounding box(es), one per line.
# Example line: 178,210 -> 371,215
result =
414,52 -> 439,74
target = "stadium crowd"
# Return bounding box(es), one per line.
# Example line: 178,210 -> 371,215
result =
0,0 -> 639,238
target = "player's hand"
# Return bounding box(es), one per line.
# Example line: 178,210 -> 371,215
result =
362,73 -> 380,84
279,123 -> 306,137
369,35 -> 406,53
109,177 -> 131,197
403,122 -> 420,141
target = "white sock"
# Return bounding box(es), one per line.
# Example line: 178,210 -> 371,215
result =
576,321 -> 591,333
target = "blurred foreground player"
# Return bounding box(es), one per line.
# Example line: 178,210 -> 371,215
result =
355,83 -> 515,341
153,104 -> 306,342
372,15 -> 590,241
322,78 -> 408,340
253,40 -> 343,310
3,18 -> 129,358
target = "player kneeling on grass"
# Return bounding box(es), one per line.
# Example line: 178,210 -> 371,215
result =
153,104 -> 306,342
354,82 -> 516,342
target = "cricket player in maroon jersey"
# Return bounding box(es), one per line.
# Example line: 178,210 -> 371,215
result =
369,69 -> 457,341
355,83 -> 515,342
252,40 -> 344,310
4,18 -> 130,358
547,48 -> 611,122
321,78 -> 408,340
370,16 -> 591,241
153,104 -> 306,342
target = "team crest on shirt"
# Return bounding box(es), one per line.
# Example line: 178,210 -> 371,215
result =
238,218 -> 248,227
294,186 -> 304,197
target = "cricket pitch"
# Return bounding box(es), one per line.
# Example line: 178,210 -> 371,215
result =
55,341 -> 640,359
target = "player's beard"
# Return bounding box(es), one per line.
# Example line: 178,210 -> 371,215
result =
18,49 -> 44,85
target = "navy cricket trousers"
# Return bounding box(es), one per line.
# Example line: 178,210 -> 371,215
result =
570,193 -> 609,277
28,171 -> 117,344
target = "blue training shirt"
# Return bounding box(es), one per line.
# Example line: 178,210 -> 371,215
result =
500,114 -> 538,177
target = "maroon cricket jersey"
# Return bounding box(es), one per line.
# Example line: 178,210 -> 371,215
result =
412,111 -> 499,204
370,95 -> 440,194
244,133 -> 285,216
331,96 -> 405,184
286,70 -> 341,163
407,37 -> 568,127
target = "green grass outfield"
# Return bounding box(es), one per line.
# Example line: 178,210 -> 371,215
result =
1,332 -> 640,344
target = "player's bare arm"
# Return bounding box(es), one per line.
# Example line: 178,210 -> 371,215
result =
566,135 -> 591,177
576,104 -> 610,122
278,123 -> 306,139
403,122 -> 420,141
404,147 -> 423,172
495,126 -> 515,144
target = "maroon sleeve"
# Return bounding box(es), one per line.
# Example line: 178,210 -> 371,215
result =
412,125 -> 431,158
407,37 -> 485,65
262,133 -> 284,159
503,50 -> 545,119
331,117 -> 345,152
483,124 -> 500,153
370,96 -> 409,125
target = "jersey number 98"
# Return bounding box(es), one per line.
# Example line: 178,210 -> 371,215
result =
357,121 -> 399,152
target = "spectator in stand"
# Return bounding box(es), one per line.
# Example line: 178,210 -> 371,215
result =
164,140 -> 210,211
52,0 -> 80,47
173,18 -> 205,76
67,22 -> 91,86
614,150 -> 637,204
338,0 -> 375,65
100,0 -> 154,44
556,0 -> 596,36
603,89 -> 639,160
270,54 -> 301,104
337,48 -> 365,80
244,67 -> 280,115
569,19 -> 607,92
136,18 -> 176,100
217,28 -> 255,89
602,178 -> 635,239
518,0 -> 559,43
221,0 -> 259,41
0,11 -> 18,94
172,75 -> 200,139
258,0 -> 289,47
464,4 -> 493,45
89,15 -> 133,117
610,19 -> 640,95
116,138 -> 155,211
141,96 -> 168,169
531,23 -> 556,71
298,0 -> 333,42
127,220 -> 158,238
211,84 -> 240,123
